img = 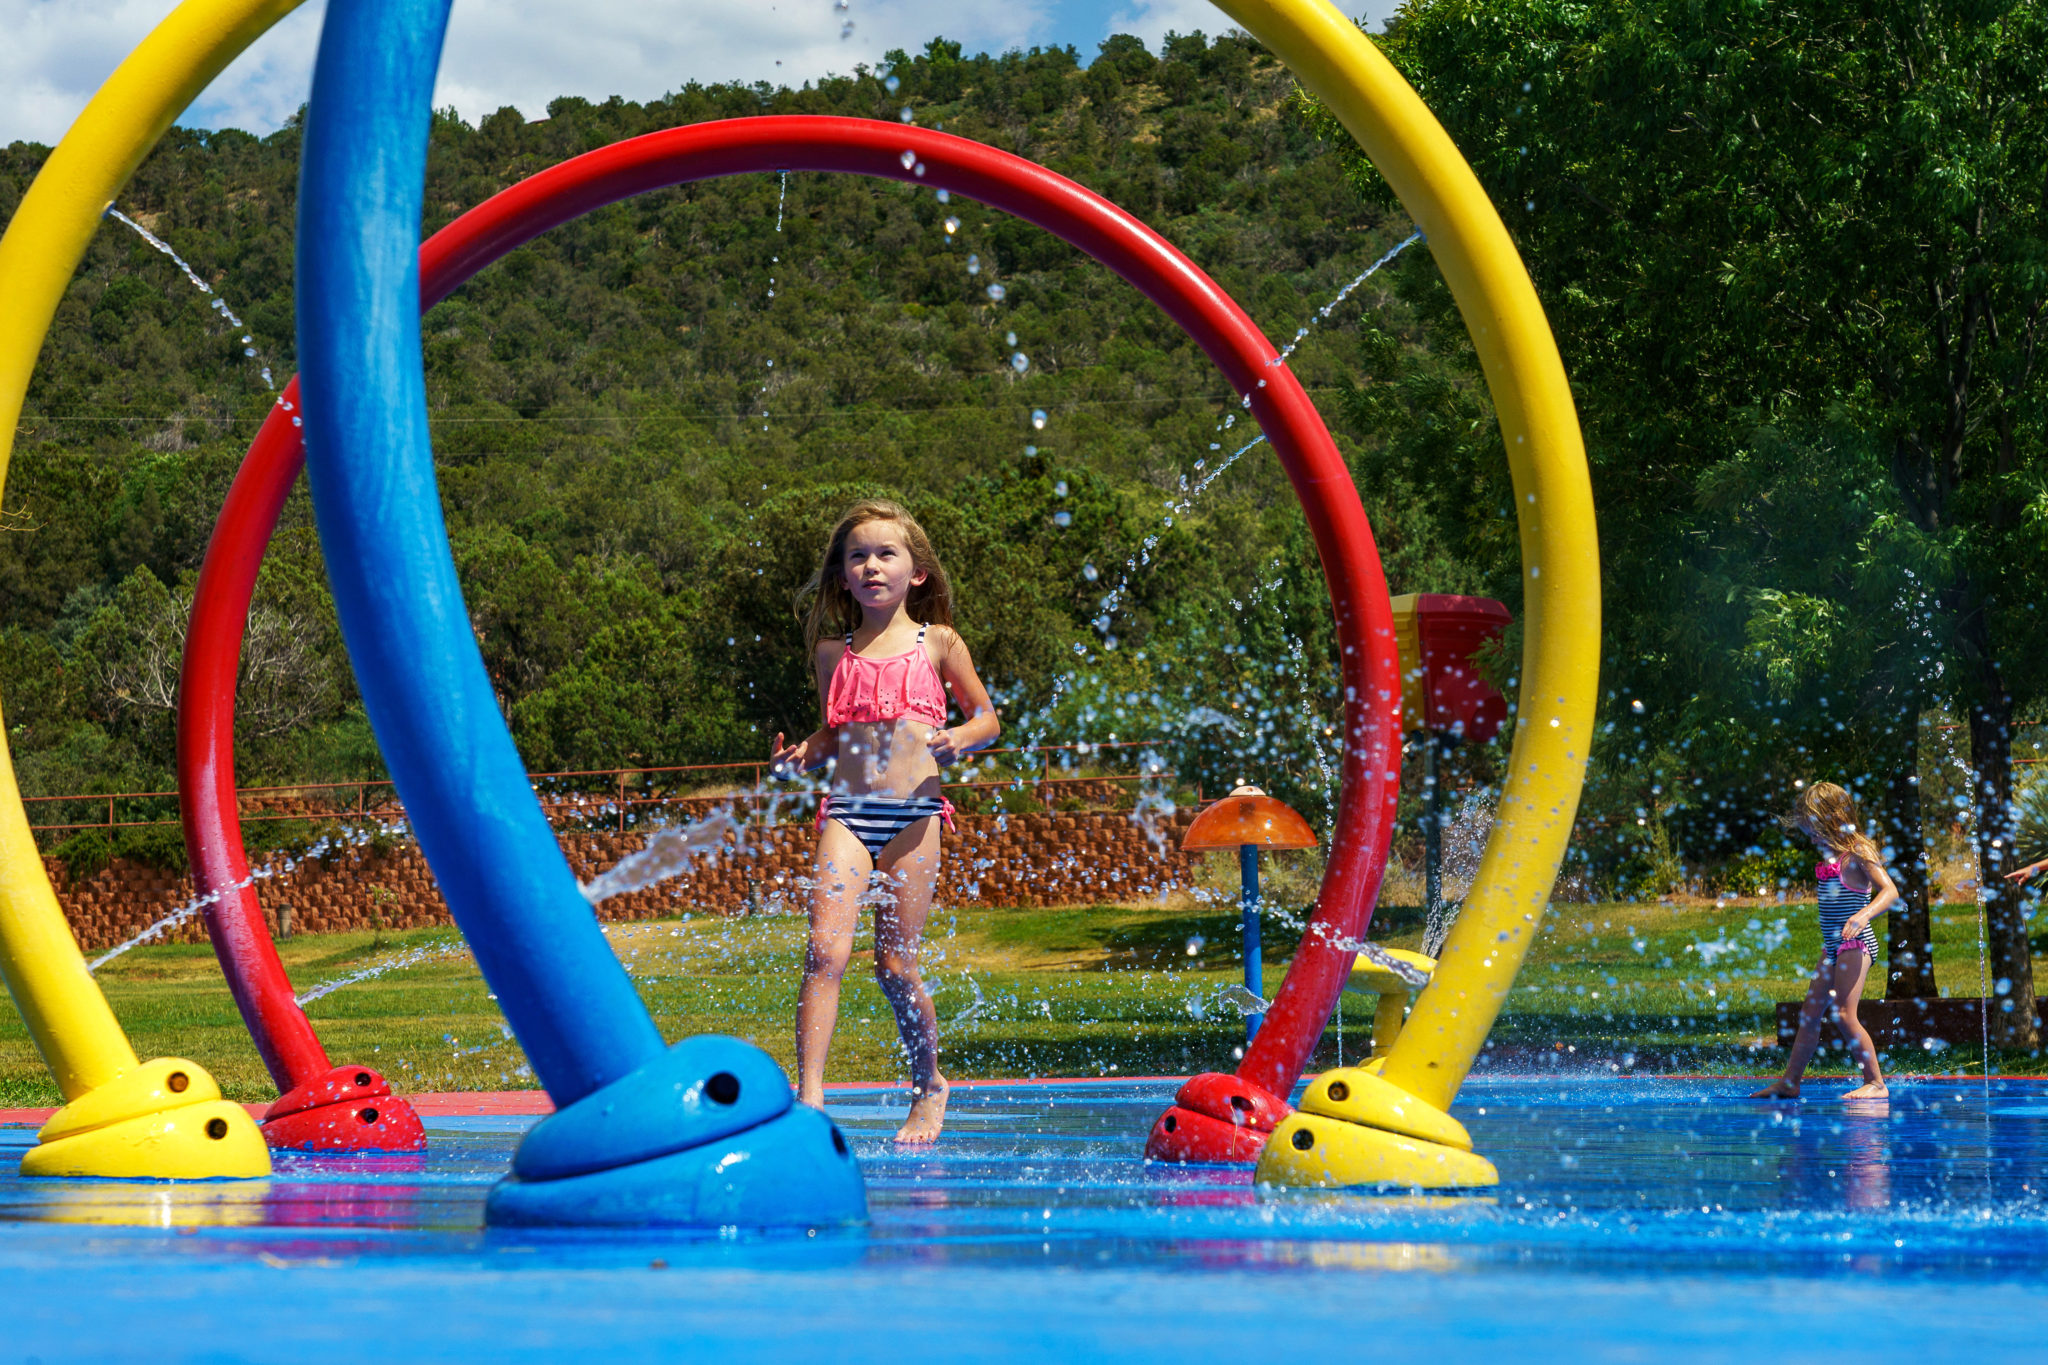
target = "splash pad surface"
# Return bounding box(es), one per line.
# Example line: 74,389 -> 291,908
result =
1,1077 -> 2041,1359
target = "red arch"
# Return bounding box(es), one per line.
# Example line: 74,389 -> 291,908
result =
179,116 -> 1403,1158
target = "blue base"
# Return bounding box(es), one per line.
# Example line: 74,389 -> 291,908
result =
487,1103 -> 866,1229
486,1037 -> 866,1228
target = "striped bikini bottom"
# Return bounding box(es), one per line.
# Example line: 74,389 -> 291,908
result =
817,794 -> 957,858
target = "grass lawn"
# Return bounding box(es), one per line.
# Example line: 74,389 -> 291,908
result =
0,895 -> 2036,1108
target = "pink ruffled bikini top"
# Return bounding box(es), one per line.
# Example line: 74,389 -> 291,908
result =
825,623 -> 948,729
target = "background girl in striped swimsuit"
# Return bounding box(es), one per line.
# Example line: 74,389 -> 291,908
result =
770,500 -> 1000,1143
1753,781 -> 1895,1102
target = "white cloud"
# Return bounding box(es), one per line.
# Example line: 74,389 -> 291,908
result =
1101,1 -> 1398,50
0,0 -> 1056,146
429,0 -> 1056,125
0,1 -> 1398,148
0,0 -> 211,147
182,1 -> 327,136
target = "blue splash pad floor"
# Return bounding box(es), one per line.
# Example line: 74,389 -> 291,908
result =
3,1076 -> 2045,1361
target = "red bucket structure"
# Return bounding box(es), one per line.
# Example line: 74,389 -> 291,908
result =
1391,593 -> 1512,743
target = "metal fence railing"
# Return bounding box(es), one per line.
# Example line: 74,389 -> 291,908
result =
23,739 -> 1185,840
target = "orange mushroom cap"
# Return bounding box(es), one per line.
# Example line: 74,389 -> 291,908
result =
1181,786 -> 1317,850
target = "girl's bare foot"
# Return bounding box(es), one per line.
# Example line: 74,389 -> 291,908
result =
895,1078 -> 949,1144
1843,1081 -> 1888,1101
1750,1078 -> 1800,1099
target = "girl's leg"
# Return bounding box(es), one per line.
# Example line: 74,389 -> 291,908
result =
1829,944 -> 1887,1098
872,815 -> 947,1143
1753,960 -> 1833,1097
796,820 -> 873,1108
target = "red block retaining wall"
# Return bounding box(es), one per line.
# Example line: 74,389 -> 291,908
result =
49,808 -> 1203,952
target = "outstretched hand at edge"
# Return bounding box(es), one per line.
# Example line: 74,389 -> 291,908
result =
769,731 -> 806,779
2004,858 -> 2048,886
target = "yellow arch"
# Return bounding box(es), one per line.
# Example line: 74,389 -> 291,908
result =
0,0 -> 306,1177
1218,0 -> 1600,1189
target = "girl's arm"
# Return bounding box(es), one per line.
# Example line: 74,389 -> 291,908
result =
769,640 -> 843,776
2004,856 -> 2048,885
1839,852 -> 1899,940
928,627 -> 1000,764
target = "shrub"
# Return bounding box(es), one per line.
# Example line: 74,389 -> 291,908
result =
51,823 -> 190,880
1716,844 -> 1814,898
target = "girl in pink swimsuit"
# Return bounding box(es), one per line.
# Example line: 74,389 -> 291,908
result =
769,499 -> 1000,1144
1752,781 -> 1895,1103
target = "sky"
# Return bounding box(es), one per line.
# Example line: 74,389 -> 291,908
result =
0,1 -> 1397,147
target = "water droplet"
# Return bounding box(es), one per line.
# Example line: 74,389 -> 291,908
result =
900,106 -> 914,123
967,254 -> 981,275
1011,352 -> 1029,372
1104,635 -> 1119,651
944,216 -> 960,235
1053,511 -> 1072,527
1185,936 -> 1205,957
1031,409 -> 1047,429
900,150 -> 916,170
841,20 -> 854,37
986,284 -> 1006,301
1025,445 -> 1037,456
1005,331 -> 1017,346
1083,563 -> 1099,582
913,162 -> 926,178
885,75 -> 900,93
936,188 -> 950,203
1054,481 -> 1069,497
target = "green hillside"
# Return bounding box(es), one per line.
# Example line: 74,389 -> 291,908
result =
0,31 -> 1494,850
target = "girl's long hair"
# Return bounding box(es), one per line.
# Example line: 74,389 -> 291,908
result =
798,499 -> 955,651
1781,781 -> 1884,866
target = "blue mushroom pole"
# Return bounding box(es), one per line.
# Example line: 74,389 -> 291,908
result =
1241,843 -> 1263,1043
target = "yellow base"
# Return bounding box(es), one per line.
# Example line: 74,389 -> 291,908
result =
1258,1068 -> 1494,1189
1343,947 -> 1435,996
23,1058 -> 270,1179
1299,1066 -> 1473,1150
1256,1111 -> 1498,1190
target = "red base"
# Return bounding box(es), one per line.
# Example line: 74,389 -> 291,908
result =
1143,1072 -> 1292,1164
261,1064 -> 427,1152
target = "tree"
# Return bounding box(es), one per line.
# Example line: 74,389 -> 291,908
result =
1334,0 -> 2048,1042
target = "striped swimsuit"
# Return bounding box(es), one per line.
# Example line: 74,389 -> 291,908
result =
1815,859 -> 1879,963
821,794 -> 952,857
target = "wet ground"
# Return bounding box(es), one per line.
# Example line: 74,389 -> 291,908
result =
2,1076 -> 2044,1361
